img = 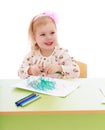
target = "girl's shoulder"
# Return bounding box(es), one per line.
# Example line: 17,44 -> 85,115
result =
23,50 -> 38,60
27,49 -> 39,57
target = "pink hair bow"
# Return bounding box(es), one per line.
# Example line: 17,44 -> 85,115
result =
42,11 -> 58,23
33,11 -> 58,23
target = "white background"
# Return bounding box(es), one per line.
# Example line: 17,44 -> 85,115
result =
0,0 -> 105,79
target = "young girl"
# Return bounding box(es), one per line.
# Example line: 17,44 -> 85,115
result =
18,12 -> 80,79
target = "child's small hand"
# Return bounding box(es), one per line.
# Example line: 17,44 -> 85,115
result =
28,65 -> 41,76
44,64 -> 62,74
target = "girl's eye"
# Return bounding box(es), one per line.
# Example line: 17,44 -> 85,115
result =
51,31 -> 55,34
40,34 -> 45,36
40,32 -> 55,36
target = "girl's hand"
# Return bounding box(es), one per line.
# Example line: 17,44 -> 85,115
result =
28,65 -> 41,76
44,64 -> 62,74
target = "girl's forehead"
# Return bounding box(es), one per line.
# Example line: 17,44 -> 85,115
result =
33,17 -> 56,27
34,16 -> 55,24
32,17 -> 56,33
36,23 -> 56,31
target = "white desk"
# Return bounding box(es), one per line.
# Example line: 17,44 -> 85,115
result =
0,78 -> 105,113
1,78 -> 105,130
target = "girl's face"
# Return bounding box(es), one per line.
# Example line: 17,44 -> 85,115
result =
35,22 -> 58,52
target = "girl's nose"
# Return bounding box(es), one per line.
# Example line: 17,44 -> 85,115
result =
46,35 -> 52,40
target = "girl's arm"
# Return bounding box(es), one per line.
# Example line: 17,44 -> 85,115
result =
58,50 -> 80,78
18,53 -> 33,79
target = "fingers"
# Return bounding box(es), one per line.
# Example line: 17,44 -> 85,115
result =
30,65 -> 41,76
44,65 -> 50,74
33,70 -> 41,76
30,64 -> 61,75
44,65 -> 56,74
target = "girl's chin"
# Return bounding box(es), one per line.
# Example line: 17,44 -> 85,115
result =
43,44 -> 55,49
43,47 -> 54,50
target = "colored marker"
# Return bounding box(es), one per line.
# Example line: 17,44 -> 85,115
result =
15,93 -> 36,105
56,71 -> 62,74
40,70 -> 62,74
19,94 -> 41,107
16,94 -> 37,106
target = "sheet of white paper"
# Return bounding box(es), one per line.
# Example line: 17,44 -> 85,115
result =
98,85 -> 105,103
13,76 -> 80,97
99,86 -> 105,97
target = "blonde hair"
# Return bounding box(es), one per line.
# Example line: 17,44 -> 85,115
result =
28,15 -> 57,55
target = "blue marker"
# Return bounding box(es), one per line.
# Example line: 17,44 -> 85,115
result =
20,94 -> 40,107
15,93 -> 36,105
15,93 -> 40,107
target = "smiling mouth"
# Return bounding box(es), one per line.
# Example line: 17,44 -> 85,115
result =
45,42 -> 53,46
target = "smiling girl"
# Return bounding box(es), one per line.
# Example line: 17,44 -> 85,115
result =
18,12 -> 80,79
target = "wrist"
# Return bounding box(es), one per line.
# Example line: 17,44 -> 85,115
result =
59,65 -> 62,72
28,66 -> 32,75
